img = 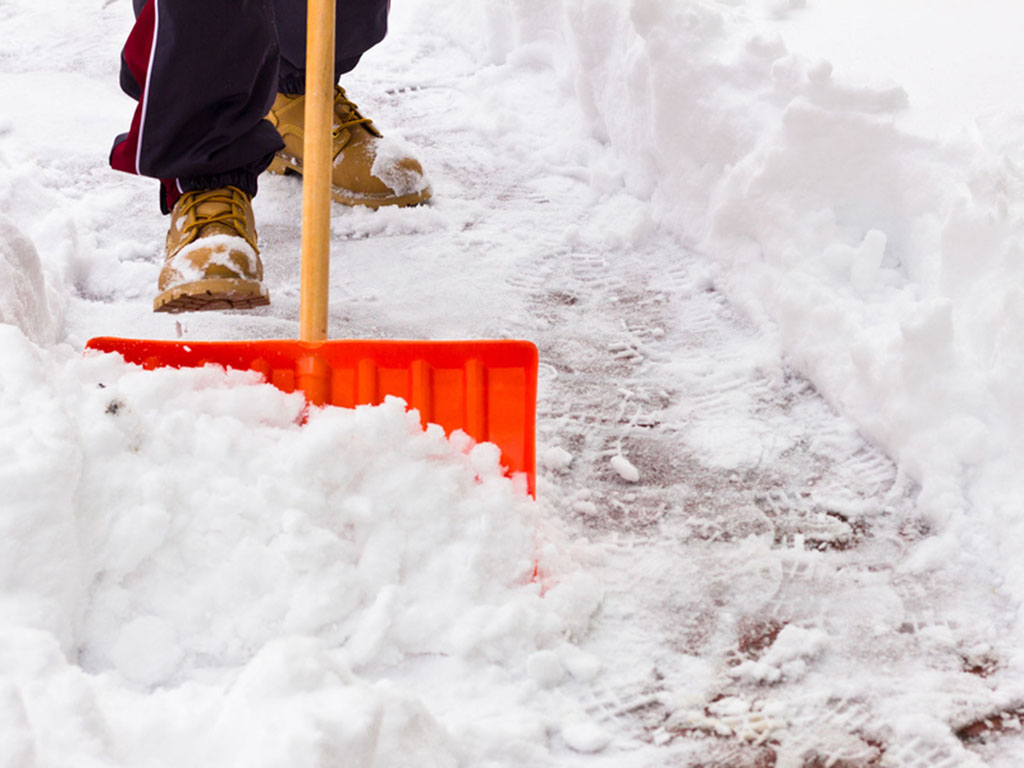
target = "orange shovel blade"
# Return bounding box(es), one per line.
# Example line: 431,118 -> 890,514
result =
86,337 -> 538,495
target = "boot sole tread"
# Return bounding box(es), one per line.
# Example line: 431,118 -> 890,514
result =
154,279 -> 269,314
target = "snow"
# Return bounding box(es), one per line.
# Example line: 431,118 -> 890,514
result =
0,329 -> 600,764
609,455 -> 640,483
562,720 -> 612,754
369,136 -> 432,197
0,214 -> 60,344
4,0 -> 1024,765
730,625 -> 829,684
164,234 -> 262,288
541,446 -> 574,473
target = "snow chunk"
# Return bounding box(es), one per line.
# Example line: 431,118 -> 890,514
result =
370,136 -> 431,197
560,647 -> 601,682
0,214 -> 58,344
562,720 -> 610,753
609,454 -> 640,482
526,650 -> 566,688
731,625 -> 830,684
822,228 -> 888,292
763,625 -> 830,666
541,446 -> 573,472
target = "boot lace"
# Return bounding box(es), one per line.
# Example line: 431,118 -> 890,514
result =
333,86 -> 381,142
179,187 -> 258,252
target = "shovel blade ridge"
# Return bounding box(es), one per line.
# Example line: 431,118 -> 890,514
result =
85,337 -> 538,496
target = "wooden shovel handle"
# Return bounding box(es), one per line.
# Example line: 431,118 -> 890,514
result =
299,0 -> 336,343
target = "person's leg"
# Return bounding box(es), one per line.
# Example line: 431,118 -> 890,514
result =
265,0 -> 431,208
273,0 -> 390,93
110,0 -> 280,312
110,0 -> 285,213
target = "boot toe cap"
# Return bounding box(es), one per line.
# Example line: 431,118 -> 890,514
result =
159,237 -> 263,291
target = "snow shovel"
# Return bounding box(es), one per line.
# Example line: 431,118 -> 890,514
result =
87,0 -> 538,495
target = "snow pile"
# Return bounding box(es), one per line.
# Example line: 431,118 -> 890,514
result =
0,322 -> 600,766
445,0 -> 1024,607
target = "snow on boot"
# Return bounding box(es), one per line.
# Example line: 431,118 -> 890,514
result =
266,86 -> 432,208
153,186 -> 269,313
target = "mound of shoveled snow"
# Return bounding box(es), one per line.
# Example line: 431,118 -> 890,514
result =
0,326 -> 601,767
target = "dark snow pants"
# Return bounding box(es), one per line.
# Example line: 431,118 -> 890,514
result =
109,0 -> 389,212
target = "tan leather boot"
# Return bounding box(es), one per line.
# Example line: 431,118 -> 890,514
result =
266,86 -> 432,208
153,186 -> 269,313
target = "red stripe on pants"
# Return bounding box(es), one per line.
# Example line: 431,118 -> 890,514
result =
110,0 -> 156,176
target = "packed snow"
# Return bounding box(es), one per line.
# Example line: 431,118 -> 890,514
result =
3,0 -> 1024,766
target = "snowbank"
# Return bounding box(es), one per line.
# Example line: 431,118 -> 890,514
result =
434,0 -> 1024,608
